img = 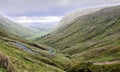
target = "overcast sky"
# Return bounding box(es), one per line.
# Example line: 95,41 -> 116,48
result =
0,0 -> 120,25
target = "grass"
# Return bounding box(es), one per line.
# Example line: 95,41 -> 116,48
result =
0,52 -> 15,72
37,5 -> 120,72
0,67 -> 6,72
0,40 -> 66,72
52,54 -> 70,70
90,63 -> 120,72
0,26 -> 66,72
66,61 -> 120,72
26,31 -> 48,40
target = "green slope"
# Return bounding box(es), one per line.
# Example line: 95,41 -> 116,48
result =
0,18 -> 70,72
0,15 -> 39,38
38,5 -> 120,72
39,5 -> 120,54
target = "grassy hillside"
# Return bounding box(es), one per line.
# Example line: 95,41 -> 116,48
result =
39,5 -> 120,54
53,7 -> 102,34
0,15 -> 39,38
38,5 -> 120,72
0,20 -> 71,72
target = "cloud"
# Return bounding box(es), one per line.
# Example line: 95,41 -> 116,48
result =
10,16 -> 62,24
0,0 -> 120,28
0,0 -> 120,16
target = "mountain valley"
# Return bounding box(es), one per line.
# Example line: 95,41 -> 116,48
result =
0,5 -> 120,72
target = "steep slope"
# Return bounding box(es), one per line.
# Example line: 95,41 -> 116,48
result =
0,15 -> 38,38
0,17 -> 70,72
53,7 -> 102,33
39,5 -> 120,53
38,5 -> 120,71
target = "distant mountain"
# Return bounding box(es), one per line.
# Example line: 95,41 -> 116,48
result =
38,5 -> 120,72
0,15 -> 39,38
